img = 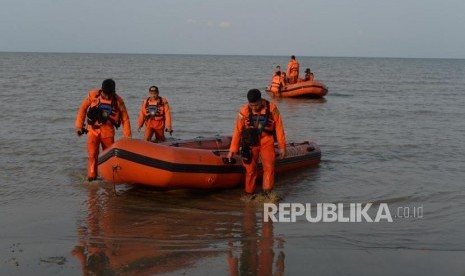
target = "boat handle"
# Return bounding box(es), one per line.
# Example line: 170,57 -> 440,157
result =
307,146 -> 315,152
222,157 -> 236,164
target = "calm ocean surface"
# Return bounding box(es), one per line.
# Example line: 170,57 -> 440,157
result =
1,53 -> 465,275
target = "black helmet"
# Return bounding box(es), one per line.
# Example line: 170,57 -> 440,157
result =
101,79 -> 115,95
149,86 -> 159,93
247,89 -> 261,103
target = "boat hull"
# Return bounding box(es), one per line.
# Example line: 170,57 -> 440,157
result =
268,81 -> 328,98
98,137 -> 321,189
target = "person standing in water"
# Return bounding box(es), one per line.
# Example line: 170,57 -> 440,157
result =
75,79 -> 132,181
137,85 -> 172,142
227,89 -> 286,196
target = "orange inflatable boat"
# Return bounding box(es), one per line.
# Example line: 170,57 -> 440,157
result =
267,80 -> 328,98
97,136 -> 321,188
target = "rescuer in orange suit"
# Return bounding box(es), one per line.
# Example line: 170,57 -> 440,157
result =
75,79 -> 132,181
137,85 -> 172,142
281,72 -> 288,86
286,55 -> 300,84
272,65 -> 281,78
227,89 -> 286,195
299,68 -> 314,82
273,65 -> 287,84
269,71 -> 286,94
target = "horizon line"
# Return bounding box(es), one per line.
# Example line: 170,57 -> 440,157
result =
0,50 -> 463,60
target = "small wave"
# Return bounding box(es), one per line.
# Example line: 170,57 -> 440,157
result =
328,92 -> 354,97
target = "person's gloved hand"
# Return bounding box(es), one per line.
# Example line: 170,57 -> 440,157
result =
278,149 -> 286,159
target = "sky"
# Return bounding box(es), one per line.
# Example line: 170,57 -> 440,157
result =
1,0 -> 465,58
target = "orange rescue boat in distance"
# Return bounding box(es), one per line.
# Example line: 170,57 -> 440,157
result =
267,80 -> 328,98
97,136 -> 321,189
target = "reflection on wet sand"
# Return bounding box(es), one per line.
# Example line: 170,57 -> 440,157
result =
228,204 -> 285,276
72,185 -> 285,275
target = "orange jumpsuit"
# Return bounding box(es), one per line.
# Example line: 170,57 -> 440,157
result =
272,71 -> 287,85
299,72 -> 314,83
280,73 -> 287,85
230,100 -> 286,194
286,59 -> 300,84
137,96 -> 171,142
269,74 -> 285,94
75,89 -> 132,179
307,72 -> 314,82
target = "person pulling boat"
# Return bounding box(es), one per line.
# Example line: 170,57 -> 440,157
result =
75,79 -> 132,182
227,89 -> 286,196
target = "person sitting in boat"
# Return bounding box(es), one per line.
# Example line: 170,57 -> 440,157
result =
281,72 -> 288,85
269,71 -> 286,94
298,68 -> 314,82
273,65 -> 281,78
273,65 -> 287,85
137,85 -> 172,142
286,55 -> 300,84
75,79 -> 132,182
227,89 -> 286,197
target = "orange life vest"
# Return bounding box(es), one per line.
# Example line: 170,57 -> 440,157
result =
270,75 -> 282,91
87,90 -> 121,128
289,60 -> 299,73
144,97 -> 165,121
245,100 -> 275,136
